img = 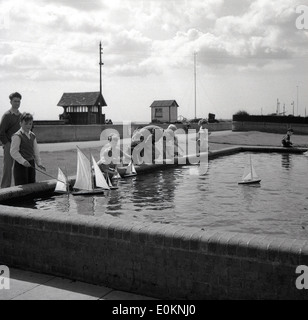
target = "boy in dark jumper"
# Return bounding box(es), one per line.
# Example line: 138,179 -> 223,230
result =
10,113 -> 46,186
0,92 -> 22,188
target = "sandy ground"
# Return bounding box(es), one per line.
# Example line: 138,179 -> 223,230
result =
0,130 -> 307,183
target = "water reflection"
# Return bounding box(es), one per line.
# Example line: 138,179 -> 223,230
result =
32,195 -> 71,213
105,189 -> 124,216
238,183 -> 261,213
56,194 -> 71,213
281,153 -> 292,170
70,195 -> 97,216
132,169 -> 177,210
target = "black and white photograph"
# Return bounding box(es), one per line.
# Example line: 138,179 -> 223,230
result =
0,0 -> 308,303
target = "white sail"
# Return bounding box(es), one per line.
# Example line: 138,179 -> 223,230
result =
304,151 -> 308,157
242,171 -> 252,181
55,168 -> 68,193
74,148 -> 93,191
240,155 -> 261,184
92,155 -> 110,190
125,163 -> 132,175
251,165 -> 259,179
132,163 -> 137,175
242,165 -> 259,181
113,169 -> 121,179
125,161 -> 137,176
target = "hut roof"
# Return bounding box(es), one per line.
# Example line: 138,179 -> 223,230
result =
150,100 -> 179,108
57,92 -> 107,107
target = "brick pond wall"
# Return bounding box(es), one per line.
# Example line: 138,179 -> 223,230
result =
0,205 -> 307,300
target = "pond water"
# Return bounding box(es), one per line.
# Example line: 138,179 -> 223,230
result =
11,152 -> 308,240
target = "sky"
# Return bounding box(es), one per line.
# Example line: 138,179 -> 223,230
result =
0,0 -> 307,122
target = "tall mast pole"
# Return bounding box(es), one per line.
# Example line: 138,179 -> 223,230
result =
99,42 -> 104,95
99,42 -> 104,124
194,52 -> 197,119
276,98 -> 281,115
297,85 -> 299,116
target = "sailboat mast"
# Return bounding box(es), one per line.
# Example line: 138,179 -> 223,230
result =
194,52 -> 197,119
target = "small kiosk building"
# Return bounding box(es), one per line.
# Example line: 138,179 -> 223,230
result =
57,92 -> 107,125
150,100 -> 179,123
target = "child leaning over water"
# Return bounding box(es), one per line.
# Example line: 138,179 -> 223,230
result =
10,113 -> 46,186
97,134 -> 131,177
282,128 -> 294,148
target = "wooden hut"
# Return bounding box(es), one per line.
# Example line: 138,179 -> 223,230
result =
57,92 -> 107,125
150,100 -> 179,123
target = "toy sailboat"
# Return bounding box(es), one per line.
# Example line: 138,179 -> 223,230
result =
238,155 -> 261,185
72,148 -> 108,195
112,168 -> 121,180
54,168 -> 70,194
123,161 -> 137,178
106,174 -> 119,190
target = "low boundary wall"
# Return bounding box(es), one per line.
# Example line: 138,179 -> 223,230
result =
0,146 -> 307,300
233,121 -> 308,135
232,114 -> 308,135
32,122 -> 232,143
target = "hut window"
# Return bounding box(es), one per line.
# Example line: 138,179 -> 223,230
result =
66,106 -> 90,113
155,108 -> 163,118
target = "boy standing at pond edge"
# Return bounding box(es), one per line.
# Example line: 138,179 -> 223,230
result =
10,113 -> 46,186
0,92 -> 22,188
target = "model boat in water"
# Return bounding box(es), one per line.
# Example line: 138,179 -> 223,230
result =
238,155 -> 261,185
54,168 -> 70,194
55,147 -> 113,196
123,161 -> 137,178
73,149 -> 109,195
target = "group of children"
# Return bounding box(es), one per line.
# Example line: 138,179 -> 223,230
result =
96,121 -> 210,180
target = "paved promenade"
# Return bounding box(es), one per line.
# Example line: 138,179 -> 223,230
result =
0,268 -> 156,301
1,130 -> 307,157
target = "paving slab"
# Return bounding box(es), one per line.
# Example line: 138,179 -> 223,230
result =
0,268 -> 156,301
0,269 -> 55,300
12,277 -> 113,301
